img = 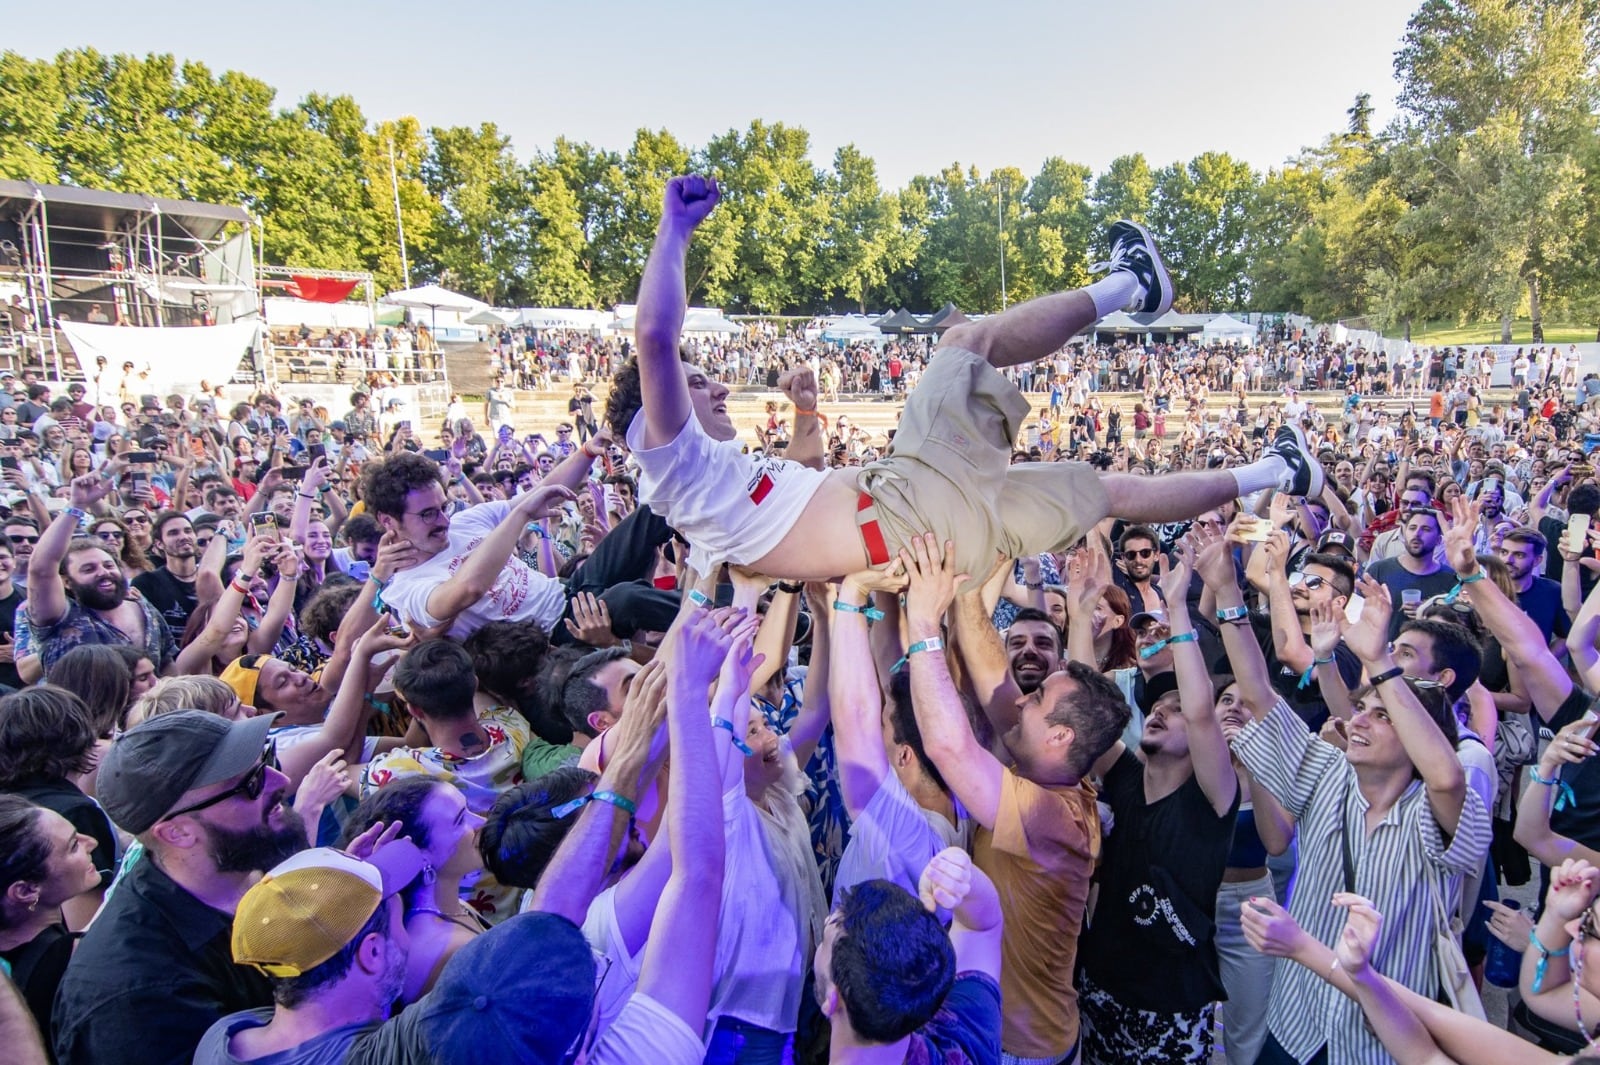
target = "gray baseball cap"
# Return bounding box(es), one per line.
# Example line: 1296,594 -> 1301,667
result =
98,710 -> 280,834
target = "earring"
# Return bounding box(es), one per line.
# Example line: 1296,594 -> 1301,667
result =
421,863 -> 436,886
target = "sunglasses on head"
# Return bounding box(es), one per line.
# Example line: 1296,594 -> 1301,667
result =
1123,548 -> 1155,560
163,743 -> 274,820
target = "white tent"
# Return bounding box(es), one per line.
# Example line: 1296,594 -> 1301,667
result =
381,284 -> 486,332
1201,313 -> 1257,345
820,315 -> 888,344
683,311 -> 743,335
465,307 -> 519,327
516,308 -> 611,331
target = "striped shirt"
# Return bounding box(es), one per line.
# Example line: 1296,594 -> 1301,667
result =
1235,700 -> 1491,1065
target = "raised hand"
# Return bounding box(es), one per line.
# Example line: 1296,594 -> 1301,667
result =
901,535 -> 969,628
71,460 -> 122,509
294,750 -> 352,810
1340,575 -> 1392,663
1443,497 -> 1482,575
1157,536 -> 1192,608
778,368 -> 819,411
662,175 -> 721,231
1066,542 -> 1113,623
841,561 -> 909,600
371,530 -> 419,582
1191,526 -> 1238,593
564,591 -> 617,647
1239,894 -> 1311,959
1331,892 -> 1383,976
675,606 -> 744,686
918,847 -> 974,914
714,620 -> 766,706
1540,718 -> 1599,775
1544,858 -> 1600,924
1308,599 -> 1342,660
610,659 -> 669,767
515,484 -> 577,523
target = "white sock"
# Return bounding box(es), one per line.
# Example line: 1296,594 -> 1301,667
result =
1231,455 -> 1288,496
1087,272 -> 1141,318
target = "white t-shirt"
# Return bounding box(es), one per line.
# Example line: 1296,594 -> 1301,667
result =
589,994 -> 703,1065
380,500 -> 566,638
627,412 -> 826,576
832,770 -> 967,908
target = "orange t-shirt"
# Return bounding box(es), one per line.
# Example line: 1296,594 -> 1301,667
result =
972,770 -> 1101,1060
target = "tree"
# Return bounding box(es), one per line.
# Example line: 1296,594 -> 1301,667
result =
422,123 -> 529,303
1015,156 -> 1095,297
1147,152 -> 1259,311
1392,0 -> 1600,339
1090,153 -> 1155,230
810,145 -> 898,312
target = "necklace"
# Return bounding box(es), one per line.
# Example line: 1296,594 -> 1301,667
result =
410,904 -> 484,935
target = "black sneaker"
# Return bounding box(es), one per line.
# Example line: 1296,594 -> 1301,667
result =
1097,220 -> 1173,315
1269,422 -> 1325,498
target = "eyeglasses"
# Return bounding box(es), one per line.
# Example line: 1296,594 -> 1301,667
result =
162,743 -> 274,820
121,513 -> 150,525
1123,548 -> 1155,560
1288,572 -> 1328,591
404,506 -> 447,523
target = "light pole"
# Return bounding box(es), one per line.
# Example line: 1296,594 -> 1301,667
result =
997,180 -> 1008,310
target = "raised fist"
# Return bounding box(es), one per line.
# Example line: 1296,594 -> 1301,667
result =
663,175 -> 720,230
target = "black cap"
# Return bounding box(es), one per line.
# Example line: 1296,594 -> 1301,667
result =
1137,671 -> 1181,715
98,710 -> 279,834
1316,530 -> 1356,555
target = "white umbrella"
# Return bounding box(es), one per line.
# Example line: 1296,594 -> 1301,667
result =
465,307 -> 518,327
382,283 -> 485,332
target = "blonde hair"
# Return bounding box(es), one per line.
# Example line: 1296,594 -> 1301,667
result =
125,675 -> 242,729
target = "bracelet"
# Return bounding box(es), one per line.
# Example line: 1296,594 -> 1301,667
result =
368,572 -> 389,612
1216,605 -> 1250,623
1369,665 -> 1405,687
1299,653 -> 1336,690
1531,768 -> 1578,811
892,635 -> 946,672
1457,570 -> 1486,585
297,491 -> 316,499
833,599 -> 885,622
1530,928 -> 1572,993
1022,580 -> 1044,590
776,580 -> 804,595
63,505 -> 87,522
1313,654 -> 1335,665
1140,629 -> 1196,660
229,578 -> 252,595
1329,955 -> 1342,976
711,716 -> 755,756
687,589 -> 712,608
550,788 -> 639,819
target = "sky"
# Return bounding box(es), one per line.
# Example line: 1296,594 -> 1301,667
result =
7,0 -> 1422,188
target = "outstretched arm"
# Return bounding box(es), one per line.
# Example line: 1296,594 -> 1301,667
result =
1162,541 -> 1238,817
903,535 -> 1003,828
829,571 -> 905,818
633,176 -> 720,450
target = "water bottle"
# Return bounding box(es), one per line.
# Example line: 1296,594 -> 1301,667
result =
1484,898 -> 1523,988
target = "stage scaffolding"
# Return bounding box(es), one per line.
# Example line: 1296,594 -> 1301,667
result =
0,180 -> 258,378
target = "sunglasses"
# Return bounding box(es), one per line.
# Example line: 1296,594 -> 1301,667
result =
1123,548 -> 1156,560
121,514 -> 150,525
1288,572 -> 1328,591
7,533 -> 38,544
163,743 -> 274,820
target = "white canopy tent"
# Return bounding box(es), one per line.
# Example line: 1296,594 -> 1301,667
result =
819,315 -> 889,345
380,284 -> 486,332
608,310 -> 741,337
516,308 -> 611,331
1202,313 -> 1257,345
465,307 -> 519,328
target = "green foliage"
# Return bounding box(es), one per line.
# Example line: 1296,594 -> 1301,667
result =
4,14 -> 1600,328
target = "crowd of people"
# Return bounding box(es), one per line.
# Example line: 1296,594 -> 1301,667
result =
1,173 -> 1599,1065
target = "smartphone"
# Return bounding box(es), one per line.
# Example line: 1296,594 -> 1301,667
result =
130,471 -> 149,494
277,465 -> 305,482
189,438 -> 207,460
1237,516 -> 1273,542
424,448 -> 450,462
249,512 -> 280,541
126,450 -> 157,465
0,456 -> 17,471
307,443 -> 326,464
1569,513 -> 1591,555
1344,592 -> 1366,626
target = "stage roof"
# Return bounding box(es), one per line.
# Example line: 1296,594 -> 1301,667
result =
0,180 -> 250,240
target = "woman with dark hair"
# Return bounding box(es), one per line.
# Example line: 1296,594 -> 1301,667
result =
111,646 -> 158,706
477,767 -> 599,890
45,645 -> 131,741
342,777 -> 486,1001
0,688 -> 116,929
90,516 -> 152,579
0,794 -> 103,1044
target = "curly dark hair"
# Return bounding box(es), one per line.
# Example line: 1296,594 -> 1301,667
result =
604,350 -> 690,438
359,451 -> 444,518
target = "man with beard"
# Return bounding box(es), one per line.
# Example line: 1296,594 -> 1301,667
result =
1112,524 -> 1165,616
28,471 -> 178,673
132,510 -> 200,636
53,711 -> 307,1065
1363,507 -> 1458,640
193,842 -> 426,1065
1498,526 -> 1565,643
1001,607 -> 1062,697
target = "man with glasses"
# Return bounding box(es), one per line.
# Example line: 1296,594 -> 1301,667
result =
359,450 -> 583,640
1113,524 -> 1166,616
3,515 -> 38,592
53,710 -> 306,1065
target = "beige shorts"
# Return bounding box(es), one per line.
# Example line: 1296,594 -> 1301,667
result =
858,346 -> 1109,579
